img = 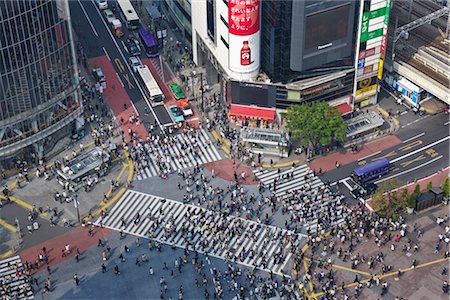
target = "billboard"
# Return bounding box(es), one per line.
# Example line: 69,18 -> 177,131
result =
228,0 -> 260,73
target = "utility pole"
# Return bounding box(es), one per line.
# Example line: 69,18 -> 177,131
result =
74,197 -> 80,223
200,72 -> 204,112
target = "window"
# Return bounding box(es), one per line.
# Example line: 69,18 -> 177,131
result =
220,15 -> 228,28
207,0 -> 215,43
221,36 -> 229,48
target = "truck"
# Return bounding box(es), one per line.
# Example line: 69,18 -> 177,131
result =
111,19 -> 124,38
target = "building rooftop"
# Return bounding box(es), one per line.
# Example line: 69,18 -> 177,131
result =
345,111 -> 385,138
58,147 -> 110,181
241,127 -> 289,145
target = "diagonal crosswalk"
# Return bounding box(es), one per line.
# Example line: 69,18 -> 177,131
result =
135,129 -> 221,180
95,190 -> 303,275
253,165 -> 347,234
0,255 -> 34,299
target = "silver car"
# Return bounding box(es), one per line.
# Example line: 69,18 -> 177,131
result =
129,56 -> 142,73
103,9 -> 116,24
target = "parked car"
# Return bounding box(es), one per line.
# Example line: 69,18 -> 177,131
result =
103,9 -> 116,24
92,68 -> 105,83
95,0 -> 108,10
125,37 -> 141,56
168,105 -> 185,123
129,56 -> 142,73
177,99 -> 193,117
168,83 -> 186,100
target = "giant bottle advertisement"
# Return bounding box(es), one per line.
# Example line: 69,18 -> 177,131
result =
228,0 -> 260,74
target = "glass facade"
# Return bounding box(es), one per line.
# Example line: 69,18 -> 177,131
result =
0,0 -> 82,164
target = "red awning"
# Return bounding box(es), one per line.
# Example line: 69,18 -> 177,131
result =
334,103 -> 353,115
229,105 -> 276,121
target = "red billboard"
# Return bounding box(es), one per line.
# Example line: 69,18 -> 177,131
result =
228,0 -> 260,36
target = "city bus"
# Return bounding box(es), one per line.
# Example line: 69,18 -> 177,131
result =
117,0 -> 140,30
139,28 -> 159,57
352,158 -> 391,184
136,65 -> 164,104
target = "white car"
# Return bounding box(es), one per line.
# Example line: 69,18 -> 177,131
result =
103,9 -> 115,24
95,0 -> 108,10
129,56 -> 142,72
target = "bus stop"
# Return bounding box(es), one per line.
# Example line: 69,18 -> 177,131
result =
241,127 -> 290,158
56,147 -> 111,191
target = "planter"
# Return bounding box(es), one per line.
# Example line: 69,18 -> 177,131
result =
406,207 -> 414,215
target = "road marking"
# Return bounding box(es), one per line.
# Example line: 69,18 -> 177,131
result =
122,73 -> 134,88
379,150 -> 397,159
121,40 -> 128,53
400,154 -> 426,168
116,72 -> 124,87
77,0 -> 98,36
401,115 -> 428,128
398,140 -> 422,151
445,121 -> 450,126
375,155 -> 443,184
114,58 -> 125,73
400,111 -> 408,115
390,136 -> 449,163
0,219 -> 17,233
340,177 -> 353,191
102,47 -> 110,61
357,151 -> 381,161
402,132 -> 425,144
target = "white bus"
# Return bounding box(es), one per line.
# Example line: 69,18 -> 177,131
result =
137,65 -> 164,104
117,0 -> 140,30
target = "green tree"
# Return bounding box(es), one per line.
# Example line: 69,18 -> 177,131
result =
426,181 -> 433,192
409,184 -> 421,208
371,179 -> 401,219
284,102 -> 347,151
441,177 -> 449,198
400,189 -> 410,209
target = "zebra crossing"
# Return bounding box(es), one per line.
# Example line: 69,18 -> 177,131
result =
149,57 -> 164,79
135,129 -> 222,180
0,255 -> 34,299
253,164 -> 324,198
254,165 -> 347,234
95,190 -> 302,275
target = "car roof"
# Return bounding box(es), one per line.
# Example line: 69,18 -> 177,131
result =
177,99 -> 188,104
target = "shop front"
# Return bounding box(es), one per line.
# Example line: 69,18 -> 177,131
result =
229,104 -> 277,128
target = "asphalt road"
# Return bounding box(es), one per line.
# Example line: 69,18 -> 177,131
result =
70,0 -> 173,133
321,110 -> 449,198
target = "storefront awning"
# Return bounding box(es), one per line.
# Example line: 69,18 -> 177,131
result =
334,103 -> 353,116
229,105 -> 276,121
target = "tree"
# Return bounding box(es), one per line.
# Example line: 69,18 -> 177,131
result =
284,102 -> 347,151
400,189 -> 410,209
409,184 -> 421,209
371,179 -> 402,219
426,181 -> 433,192
441,177 -> 449,198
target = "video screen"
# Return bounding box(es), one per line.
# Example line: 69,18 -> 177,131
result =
304,4 -> 350,50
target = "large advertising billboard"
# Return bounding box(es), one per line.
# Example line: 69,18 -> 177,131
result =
228,0 -> 260,74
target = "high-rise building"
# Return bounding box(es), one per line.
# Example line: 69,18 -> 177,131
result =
0,0 -> 84,167
171,0 -> 391,117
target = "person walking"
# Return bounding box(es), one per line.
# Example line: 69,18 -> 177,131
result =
114,265 -> 120,275
101,263 -> 107,273
73,274 -> 79,286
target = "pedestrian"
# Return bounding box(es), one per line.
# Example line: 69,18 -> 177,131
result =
114,265 -> 120,275
101,263 -> 107,273
149,266 -> 154,275
97,239 -> 103,247
73,274 -> 79,286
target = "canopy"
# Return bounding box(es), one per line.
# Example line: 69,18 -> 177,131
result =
229,105 -> 276,121
334,102 -> 353,116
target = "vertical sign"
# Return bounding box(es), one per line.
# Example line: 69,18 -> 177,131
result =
228,0 -> 261,74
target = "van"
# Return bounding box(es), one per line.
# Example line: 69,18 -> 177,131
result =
95,0 -> 108,10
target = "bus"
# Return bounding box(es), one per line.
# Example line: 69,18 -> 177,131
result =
136,65 -> 164,103
352,158 -> 391,184
139,28 -> 159,57
117,0 -> 140,30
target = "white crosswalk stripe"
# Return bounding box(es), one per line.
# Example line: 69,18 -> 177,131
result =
0,255 -> 34,299
149,58 -> 164,78
95,190 -> 303,276
253,165 -> 348,234
135,129 -> 221,180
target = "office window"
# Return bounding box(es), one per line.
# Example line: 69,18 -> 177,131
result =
220,15 -> 228,28
221,36 -> 229,48
207,0 -> 216,43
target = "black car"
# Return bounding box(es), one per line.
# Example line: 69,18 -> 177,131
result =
125,37 -> 141,56
350,182 -> 378,199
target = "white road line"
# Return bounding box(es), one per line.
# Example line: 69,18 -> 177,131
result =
390,136 -> 450,163
77,0 -> 98,36
357,151 -> 381,161
400,111 -> 408,116
375,155 -> 443,184
445,121 -> 450,126
102,47 -> 110,61
402,132 -> 425,144
116,73 -> 124,87
341,178 -> 354,191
